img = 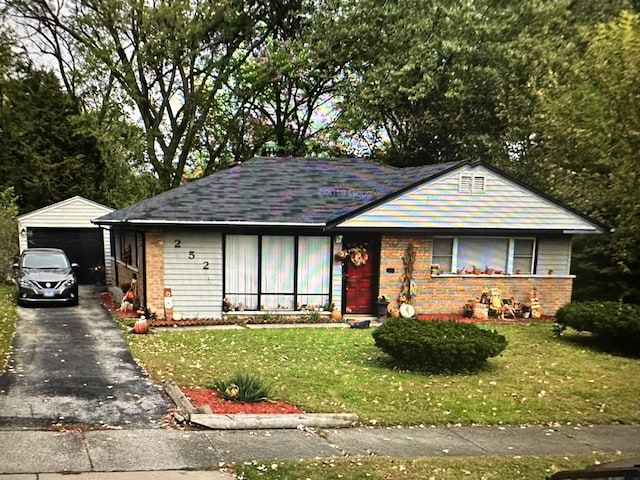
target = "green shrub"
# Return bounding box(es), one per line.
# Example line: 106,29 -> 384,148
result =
0,187 -> 19,283
554,301 -> 640,348
209,372 -> 272,402
372,318 -> 507,373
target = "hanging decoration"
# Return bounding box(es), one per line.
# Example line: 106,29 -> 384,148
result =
335,244 -> 369,267
399,243 -> 417,307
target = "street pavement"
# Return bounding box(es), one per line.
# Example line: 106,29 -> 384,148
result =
0,286 -> 638,478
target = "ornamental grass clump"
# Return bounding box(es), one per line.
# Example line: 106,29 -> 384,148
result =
372,318 -> 507,373
210,372 -> 272,402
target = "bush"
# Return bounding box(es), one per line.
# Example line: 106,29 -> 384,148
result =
209,372 -> 272,402
554,301 -> 640,348
0,187 -> 19,283
372,318 -> 507,373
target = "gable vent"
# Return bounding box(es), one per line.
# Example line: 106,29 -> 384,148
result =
459,174 -> 486,193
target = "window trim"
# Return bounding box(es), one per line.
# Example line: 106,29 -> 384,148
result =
433,236 -> 536,275
224,234 -> 333,311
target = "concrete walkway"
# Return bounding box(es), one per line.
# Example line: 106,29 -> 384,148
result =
0,423 -> 639,477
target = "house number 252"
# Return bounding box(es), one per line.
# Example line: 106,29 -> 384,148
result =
188,250 -> 208,269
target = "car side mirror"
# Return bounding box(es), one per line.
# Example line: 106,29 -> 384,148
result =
71,263 -> 79,269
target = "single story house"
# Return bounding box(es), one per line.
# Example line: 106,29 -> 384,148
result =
93,157 -> 605,320
18,196 -> 113,284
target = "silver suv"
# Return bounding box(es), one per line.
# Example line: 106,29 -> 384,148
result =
14,248 -> 79,306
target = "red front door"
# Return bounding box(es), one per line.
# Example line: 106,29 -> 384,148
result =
344,241 -> 376,314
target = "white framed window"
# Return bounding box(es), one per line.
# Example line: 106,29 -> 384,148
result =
433,237 -> 535,274
459,174 -> 486,193
225,234 -> 331,311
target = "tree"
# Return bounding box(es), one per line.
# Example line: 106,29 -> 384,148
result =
0,62 -> 105,213
330,0 -> 637,166
532,10 -> 640,302
72,111 -> 161,209
233,0 -> 353,158
331,0 -> 575,166
8,0 -> 308,189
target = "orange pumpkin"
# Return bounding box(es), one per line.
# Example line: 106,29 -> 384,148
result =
133,319 -> 148,334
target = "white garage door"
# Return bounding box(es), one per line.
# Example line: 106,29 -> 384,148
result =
164,230 -> 223,319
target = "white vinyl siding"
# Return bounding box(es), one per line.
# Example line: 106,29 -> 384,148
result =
164,230 -> 223,318
17,196 -> 114,281
338,165 -> 602,233
536,237 -> 572,275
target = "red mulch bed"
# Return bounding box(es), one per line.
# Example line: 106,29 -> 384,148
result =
99,291 -> 140,318
100,290 -> 553,325
182,388 -> 303,414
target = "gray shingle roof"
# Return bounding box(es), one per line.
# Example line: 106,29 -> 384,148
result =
95,157 -> 463,227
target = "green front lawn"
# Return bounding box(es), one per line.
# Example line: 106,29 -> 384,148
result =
231,453 -> 640,480
0,285 -> 17,369
127,323 -> 640,426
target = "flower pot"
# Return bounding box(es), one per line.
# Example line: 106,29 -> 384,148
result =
375,301 -> 389,317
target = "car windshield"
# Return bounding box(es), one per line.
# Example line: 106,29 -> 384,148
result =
22,252 -> 70,269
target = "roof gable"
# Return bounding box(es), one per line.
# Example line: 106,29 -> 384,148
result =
337,164 -> 605,234
18,196 -> 114,223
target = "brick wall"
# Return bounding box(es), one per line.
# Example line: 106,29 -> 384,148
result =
379,235 -> 433,308
144,230 -> 165,315
379,234 -> 573,315
426,275 -> 573,315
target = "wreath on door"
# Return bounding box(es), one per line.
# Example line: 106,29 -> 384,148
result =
335,245 -> 369,267
349,246 -> 368,267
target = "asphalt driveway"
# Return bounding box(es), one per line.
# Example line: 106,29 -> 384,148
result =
0,286 -> 172,430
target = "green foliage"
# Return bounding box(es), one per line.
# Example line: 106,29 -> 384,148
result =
0,187 -> 19,281
372,318 -> 507,373
210,372 -> 272,403
0,65 -> 105,213
554,301 -> 640,351
0,284 -> 18,369
334,0 -> 581,164
531,11 -> 640,303
7,0 -> 314,190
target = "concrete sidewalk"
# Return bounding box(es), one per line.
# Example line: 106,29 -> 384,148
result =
1,424 -> 639,477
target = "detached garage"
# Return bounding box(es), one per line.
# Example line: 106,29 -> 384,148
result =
17,196 -> 114,285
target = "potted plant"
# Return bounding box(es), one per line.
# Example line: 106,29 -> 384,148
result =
375,295 -> 390,319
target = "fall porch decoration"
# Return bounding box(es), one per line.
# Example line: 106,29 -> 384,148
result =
335,244 -> 369,267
